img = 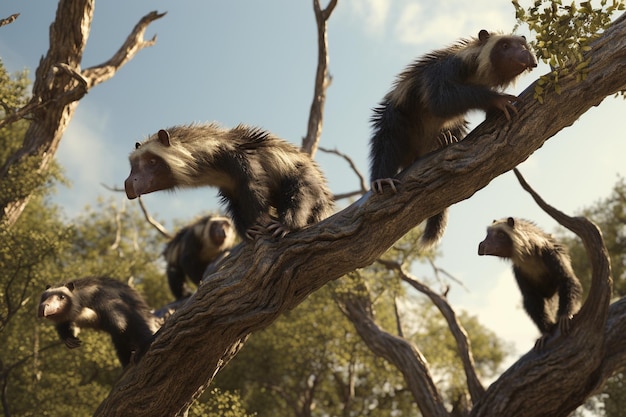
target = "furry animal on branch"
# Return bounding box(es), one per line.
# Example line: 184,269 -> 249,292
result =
38,276 -> 159,367
163,214 -> 237,300
478,217 -> 583,350
124,123 -> 335,239
369,29 -> 537,247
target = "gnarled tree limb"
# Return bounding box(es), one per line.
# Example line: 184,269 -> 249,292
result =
378,259 -> 485,405
0,1 -> 164,227
333,276 -> 449,417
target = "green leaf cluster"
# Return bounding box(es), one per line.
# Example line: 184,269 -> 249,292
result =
513,0 -> 624,100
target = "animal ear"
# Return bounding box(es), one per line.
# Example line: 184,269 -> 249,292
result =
158,129 -> 172,147
478,29 -> 490,42
135,142 -> 141,149
507,217 -> 515,228
65,282 -> 75,292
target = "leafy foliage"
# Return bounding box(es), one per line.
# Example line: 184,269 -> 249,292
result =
513,0 -> 625,100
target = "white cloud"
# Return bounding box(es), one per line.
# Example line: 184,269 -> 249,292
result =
344,0 -> 391,35
52,104 -> 117,216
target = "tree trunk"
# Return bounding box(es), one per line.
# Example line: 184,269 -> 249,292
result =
95,11 -> 626,416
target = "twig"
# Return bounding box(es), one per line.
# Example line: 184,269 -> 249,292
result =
0,13 -> 19,27
319,146 -> 368,195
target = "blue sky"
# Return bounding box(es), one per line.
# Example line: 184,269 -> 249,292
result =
2,0 -> 625,364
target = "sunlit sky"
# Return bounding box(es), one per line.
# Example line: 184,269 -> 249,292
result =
2,0 -> 624,367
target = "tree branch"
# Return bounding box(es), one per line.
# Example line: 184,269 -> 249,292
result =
301,0 -> 337,157
333,276 -> 449,417
95,10 -> 626,417
378,259 -> 485,405
0,13 -> 19,28
82,11 -> 166,88
0,2 -> 164,227
318,146 -> 369,198
469,169 -> 613,417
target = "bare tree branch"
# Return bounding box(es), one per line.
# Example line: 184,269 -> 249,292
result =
82,11 -> 166,88
378,259 -> 485,405
0,2 -> 164,227
333,276 -> 449,417
0,13 -> 19,27
319,146 -> 369,198
301,0 -> 338,157
137,197 -> 171,239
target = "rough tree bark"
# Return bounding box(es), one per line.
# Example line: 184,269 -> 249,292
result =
95,12 -> 626,417
0,0 -> 164,227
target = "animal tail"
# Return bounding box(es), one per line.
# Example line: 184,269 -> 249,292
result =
419,209 -> 448,248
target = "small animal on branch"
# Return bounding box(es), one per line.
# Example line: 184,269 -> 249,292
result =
163,214 -> 237,300
478,217 -> 583,350
38,276 -> 159,367
369,30 -> 537,247
125,123 -> 335,240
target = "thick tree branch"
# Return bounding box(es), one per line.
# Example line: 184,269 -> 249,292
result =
0,2 -> 164,227
333,277 -> 449,417
301,0 -> 337,157
95,11 -> 626,417
379,260 -> 485,405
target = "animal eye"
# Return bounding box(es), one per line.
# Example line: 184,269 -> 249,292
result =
501,42 -> 509,49
59,295 -> 65,299
149,158 -> 157,165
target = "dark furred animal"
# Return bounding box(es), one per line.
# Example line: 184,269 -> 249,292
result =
125,123 -> 335,239
38,276 -> 158,367
478,217 -> 583,349
370,30 -> 537,247
164,215 -> 237,299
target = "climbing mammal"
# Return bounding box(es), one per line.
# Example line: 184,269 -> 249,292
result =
478,217 -> 583,349
38,276 -> 159,366
163,215 -> 236,299
124,123 -> 334,239
370,30 -> 537,246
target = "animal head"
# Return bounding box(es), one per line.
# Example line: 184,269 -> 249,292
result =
125,129 -> 180,199
474,30 -> 538,87
38,282 -> 76,323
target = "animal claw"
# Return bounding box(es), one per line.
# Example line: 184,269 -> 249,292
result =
371,178 -> 400,194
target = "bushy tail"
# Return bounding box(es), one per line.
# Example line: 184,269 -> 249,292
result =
419,209 -> 448,249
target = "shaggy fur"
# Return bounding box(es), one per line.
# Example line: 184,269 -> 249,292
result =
163,215 -> 236,299
478,217 -> 583,349
369,30 -> 537,248
38,276 -> 158,367
125,123 -> 334,239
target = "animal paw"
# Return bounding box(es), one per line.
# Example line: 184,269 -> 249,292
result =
64,336 -> 82,349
